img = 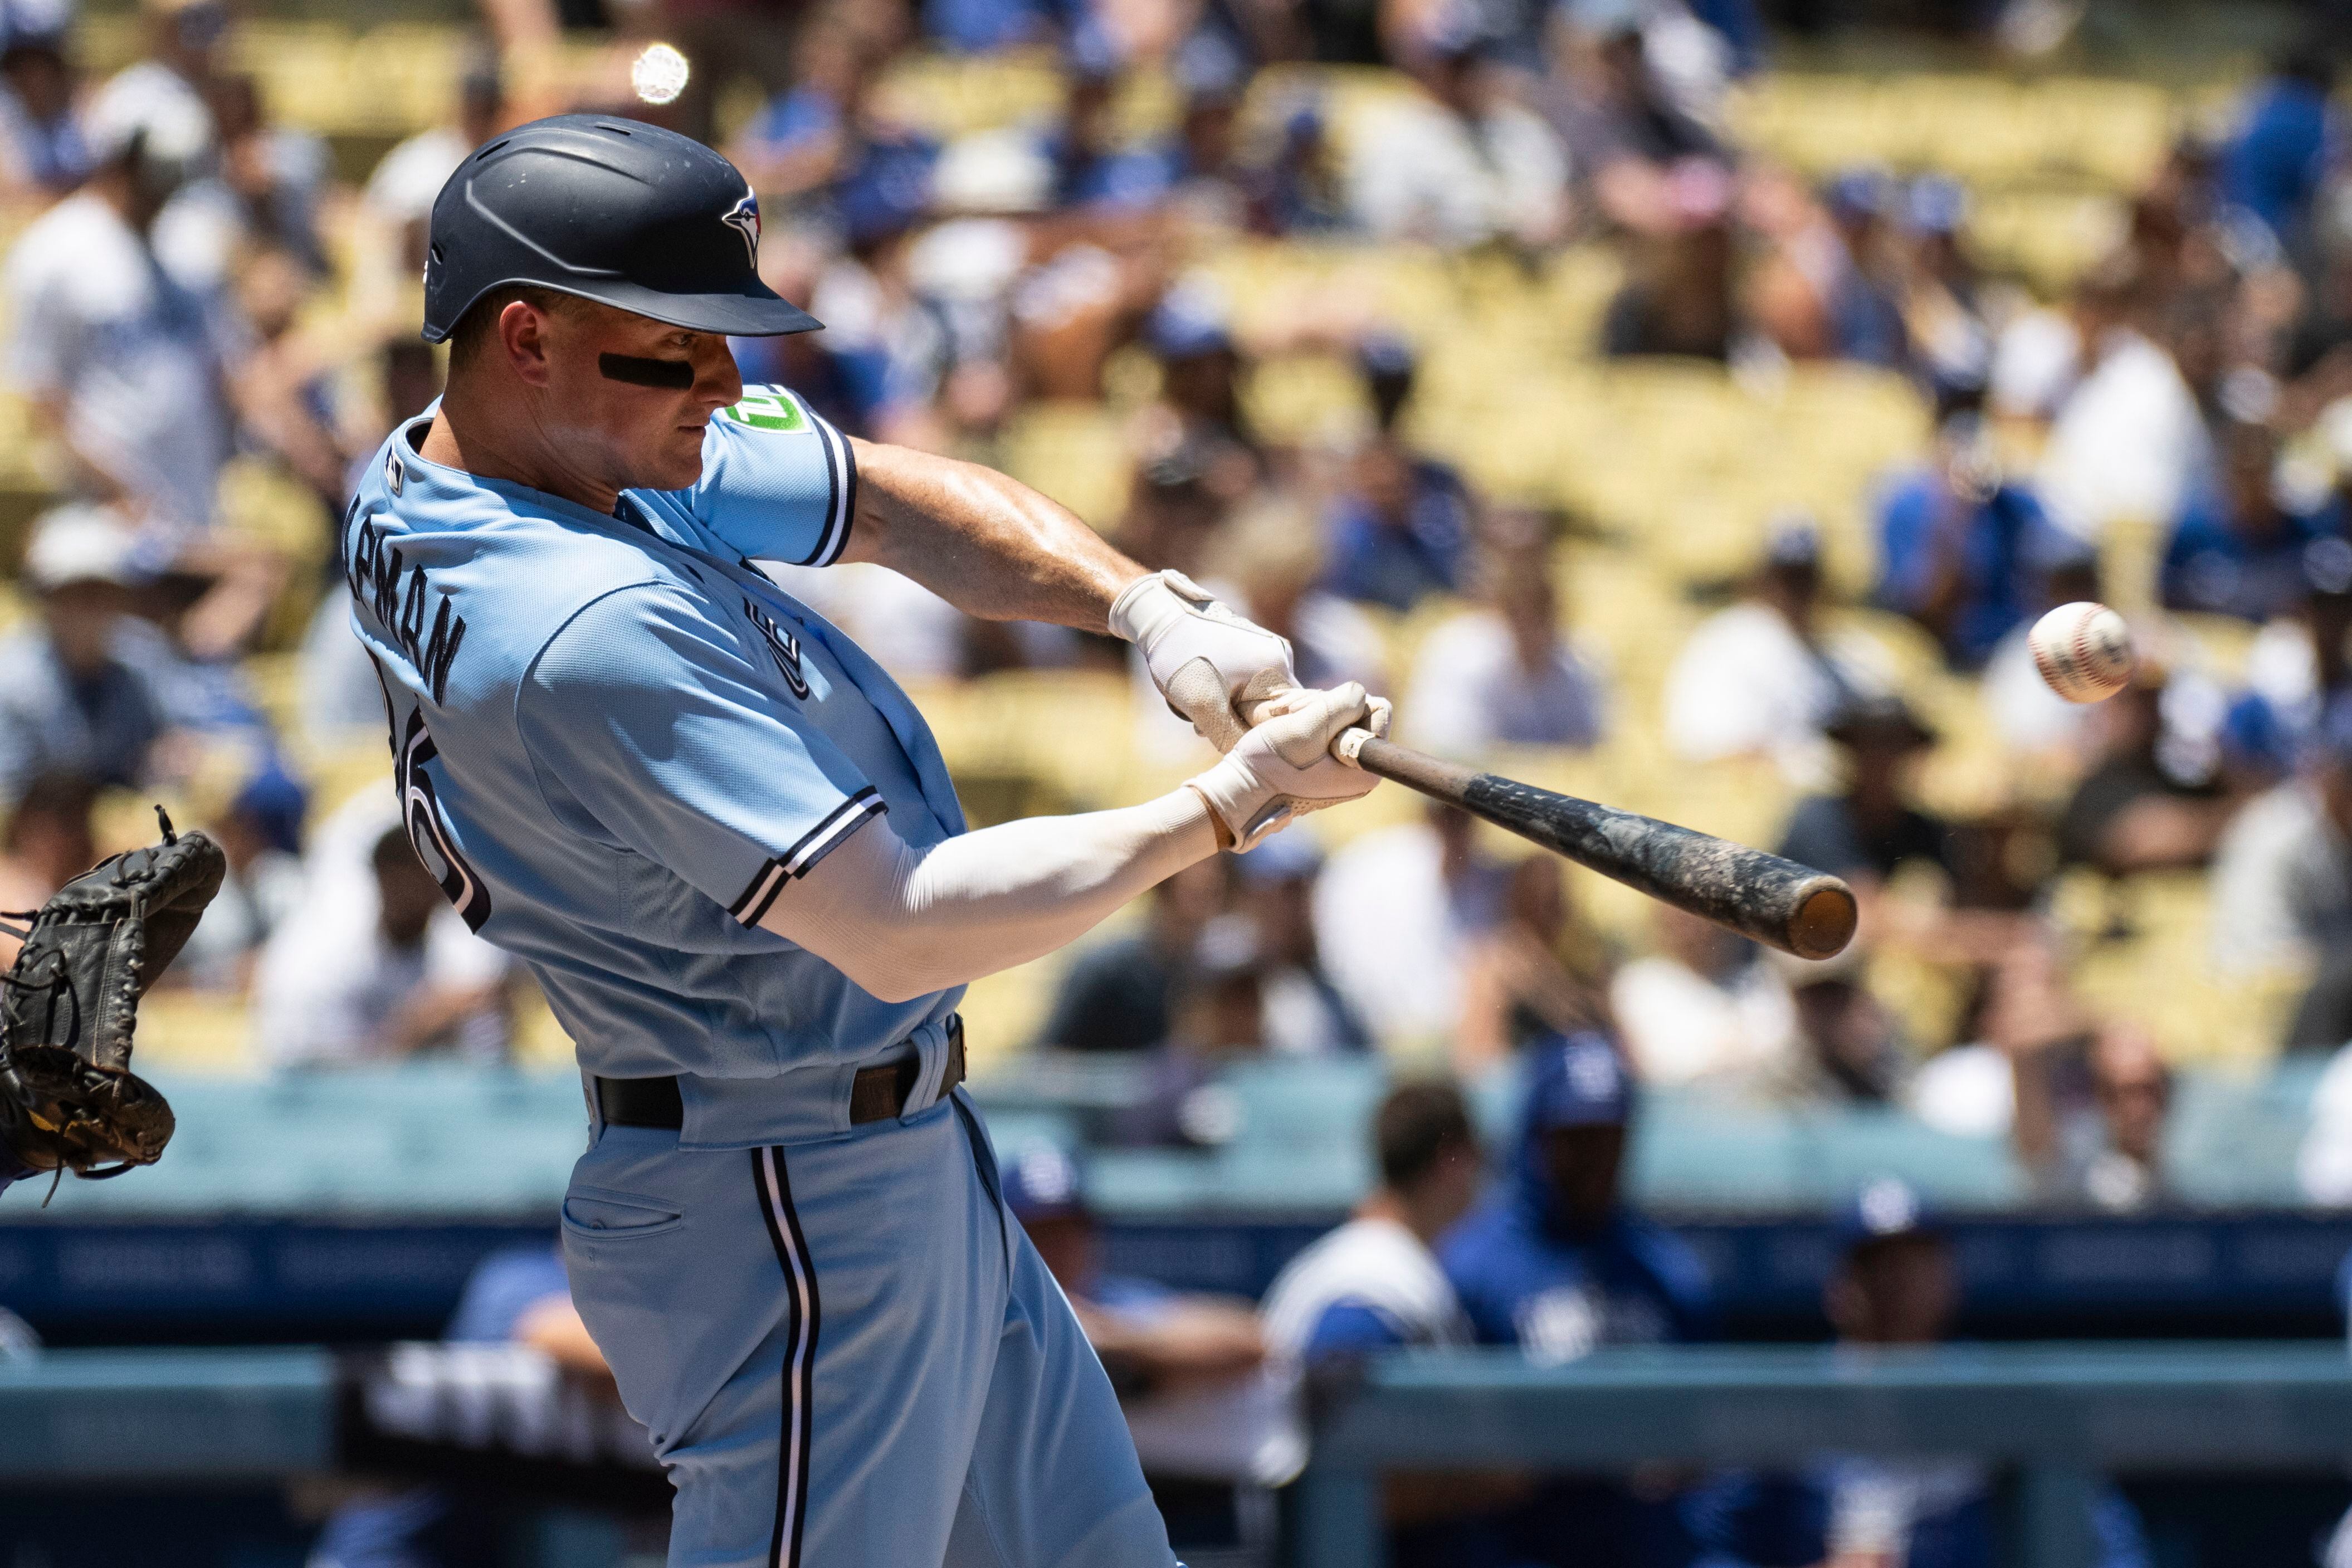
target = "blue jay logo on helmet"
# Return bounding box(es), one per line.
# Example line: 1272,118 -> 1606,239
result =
723,190 -> 761,267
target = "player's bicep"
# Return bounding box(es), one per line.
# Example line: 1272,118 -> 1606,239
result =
674,387 -> 857,568
519,587 -> 881,921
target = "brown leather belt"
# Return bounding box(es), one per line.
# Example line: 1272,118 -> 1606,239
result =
595,1015 -> 965,1131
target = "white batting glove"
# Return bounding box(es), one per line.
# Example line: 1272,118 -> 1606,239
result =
1186,683 -> 1392,851
1109,570 -> 1299,753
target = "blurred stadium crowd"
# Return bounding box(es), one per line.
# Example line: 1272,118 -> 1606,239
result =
10,0 -> 2352,1557
8,0 -> 2352,1184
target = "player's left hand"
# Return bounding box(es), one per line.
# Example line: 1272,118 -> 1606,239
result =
1109,570 -> 1297,752
1187,682 -> 1392,851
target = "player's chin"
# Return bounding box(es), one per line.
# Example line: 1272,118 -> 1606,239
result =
646,433 -> 709,490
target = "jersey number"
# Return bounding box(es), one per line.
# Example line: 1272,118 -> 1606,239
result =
377,660 -> 494,933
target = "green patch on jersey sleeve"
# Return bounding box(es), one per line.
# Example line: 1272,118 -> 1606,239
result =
722,390 -> 811,433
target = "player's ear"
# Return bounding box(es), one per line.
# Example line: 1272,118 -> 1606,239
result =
497,298 -> 557,387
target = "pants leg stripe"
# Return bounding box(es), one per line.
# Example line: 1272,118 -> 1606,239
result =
753,1146 -> 821,1568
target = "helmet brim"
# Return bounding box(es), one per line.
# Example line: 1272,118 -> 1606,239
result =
420,278 -> 822,343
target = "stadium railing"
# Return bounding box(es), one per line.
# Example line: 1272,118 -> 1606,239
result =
1297,1342 -> 2352,1568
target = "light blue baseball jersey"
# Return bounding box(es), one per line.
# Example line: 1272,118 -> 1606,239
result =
341,385 -> 967,1082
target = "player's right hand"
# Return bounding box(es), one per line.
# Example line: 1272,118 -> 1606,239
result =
1109,569 -> 1298,753
1186,683 -> 1389,851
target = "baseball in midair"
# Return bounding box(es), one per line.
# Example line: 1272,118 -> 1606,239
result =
2028,601 -> 2134,704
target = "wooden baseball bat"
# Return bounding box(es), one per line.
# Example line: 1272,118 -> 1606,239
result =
1333,731 -> 1857,961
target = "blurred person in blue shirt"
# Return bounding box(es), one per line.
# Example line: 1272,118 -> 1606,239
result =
1138,284 -> 1265,502
2219,36 -> 2340,252
308,1245 -> 622,1568
1242,99 -> 1350,236
2161,418 -> 2343,624
1875,405 -> 2070,670
924,0 -> 1066,54
1323,430 -> 1476,613
1044,29 -> 1184,212
0,0 -> 86,197
1683,1180 -> 2151,1568
1818,167 -> 1911,372
1441,1033 -> 1716,1567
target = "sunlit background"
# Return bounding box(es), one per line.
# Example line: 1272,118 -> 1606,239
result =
3,0 -> 2352,1564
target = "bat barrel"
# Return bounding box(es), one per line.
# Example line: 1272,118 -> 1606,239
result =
1349,737 -> 1857,961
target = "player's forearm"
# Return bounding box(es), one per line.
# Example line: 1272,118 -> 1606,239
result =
841,438 -> 1143,633
767,792 -> 1219,1003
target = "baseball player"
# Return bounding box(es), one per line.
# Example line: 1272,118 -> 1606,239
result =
339,115 -> 1387,1567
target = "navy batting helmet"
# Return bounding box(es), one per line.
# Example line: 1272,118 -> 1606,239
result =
421,114 -> 820,344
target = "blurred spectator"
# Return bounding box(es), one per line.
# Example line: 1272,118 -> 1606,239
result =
1457,855 -> 1616,1072
1347,16 -> 1567,250
1778,694 -> 1951,891
359,51 -> 506,280
1403,542 -> 1608,755
1136,286 -> 1262,502
924,0 -> 1057,56
1610,904 -> 1794,1090
1109,920 -> 1269,1147
255,823 -> 515,1068
1539,0 -> 1728,237
1043,40 -> 1180,213
1810,167 -> 1912,370
1261,1081 -> 1514,1565
1444,1035 -> 1714,1354
0,771 -> 95,969
1761,956 -> 1912,1107
1262,1081 -> 1481,1364
1037,857 -> 1225,1053
2297,1026 -> 2352,1203
1688,1179 -> 2153,1567
736,17 -> 933,217
1441,1034 -> 1715,1565
652,0 -> 806,152
2058,1024 -> 2173,1214
2243,537 -> 2352,741
1007,1142 -> 1279,1480
1321,338 -> 1476,611
1240,98 -> 1349,237
1316,802 -> 1509,1046
308,1241 -> 624,1568
227,240 -> 369,507
1874,407 -> 2069,670
7,72 -> 230,536
101,0 -> 223,155
1116,439 -> 1227,584
1232,834 -> 1371,1057
1980,536 -> 2103,761
2160,418 -> 2342,623
2210,691 -> 2352,973
2218,36 -> 2340,253
0,6 -> 86,197
0,506 -> 175,808
1208,495 -> 1388,692
1602,202 -> 1736,360
152,71 -> 331,290
172,760 -> 305,992
1899,175 -> 1993,401
2036,272 -> 2214,545
2056,662 -> 2229,875
1664,517 -> 1859,780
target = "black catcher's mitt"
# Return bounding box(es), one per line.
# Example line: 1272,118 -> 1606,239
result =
0,809 -> 225,1193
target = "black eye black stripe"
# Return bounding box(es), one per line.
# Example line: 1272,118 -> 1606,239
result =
599,353 -> 696,389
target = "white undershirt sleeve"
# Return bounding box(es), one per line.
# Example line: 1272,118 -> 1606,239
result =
758,789 -> 1221,1003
